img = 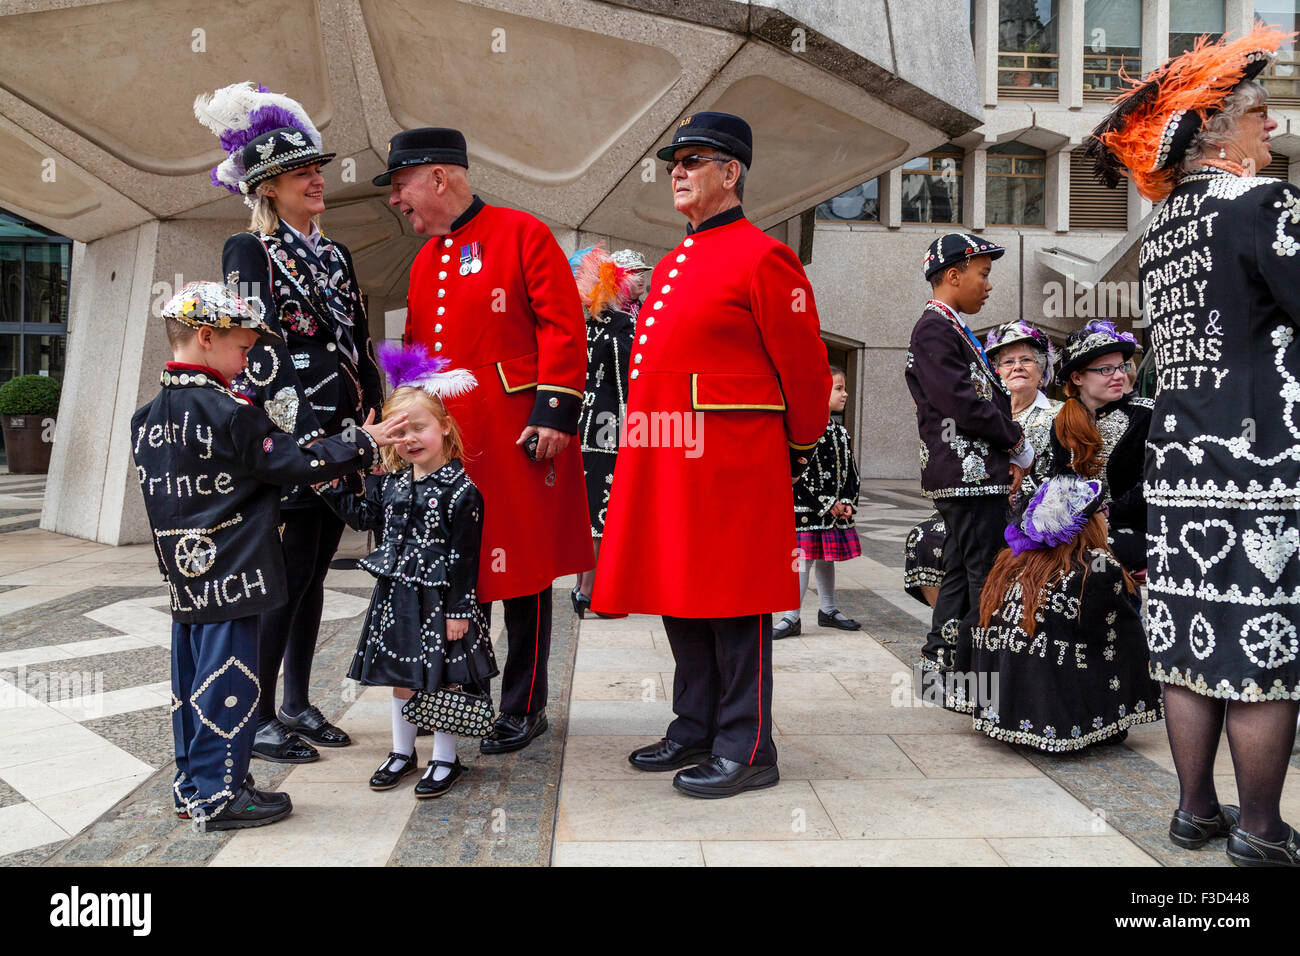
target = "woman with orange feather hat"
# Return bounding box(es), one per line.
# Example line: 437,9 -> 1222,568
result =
1087,23 -> 1300,866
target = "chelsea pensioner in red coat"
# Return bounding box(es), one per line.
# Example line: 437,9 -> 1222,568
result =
593,209 -> 831,618
404,197 -> 594,604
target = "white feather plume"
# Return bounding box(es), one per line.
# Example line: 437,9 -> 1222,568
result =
413,368 -> 478,400
193,82 -> 323,148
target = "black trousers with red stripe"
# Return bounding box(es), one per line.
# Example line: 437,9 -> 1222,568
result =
662,613 -> 776,767
483,586 -> 553,717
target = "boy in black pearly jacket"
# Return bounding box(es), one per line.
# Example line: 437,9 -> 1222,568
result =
131,280 -> 404,831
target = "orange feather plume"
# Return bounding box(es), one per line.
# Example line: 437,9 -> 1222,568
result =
575,244 -> 635,316
1090,23 -> 1292,202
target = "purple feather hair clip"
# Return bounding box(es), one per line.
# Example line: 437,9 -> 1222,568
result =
1004,477 -> 1104,556
376,341 -> 477,400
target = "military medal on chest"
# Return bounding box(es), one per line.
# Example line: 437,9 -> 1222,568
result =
459,241 -> 483,276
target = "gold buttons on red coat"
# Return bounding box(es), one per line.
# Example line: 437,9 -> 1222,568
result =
442,254 -> 450,263
683,238 -> 694,247
661,285 -> 671,294
437,307 -> 445,316
675,254 -> 686,263
439,271 -> 447,280
630,369 -> 639,380
435,342 -> 443,352
437,289 -> 445,298
638,334 -> 647,344
444,238 -> 453,248
653,301 -> 663,310
669,269 -> 678,278
645,317 -> 654,326
434,323 -> 443,333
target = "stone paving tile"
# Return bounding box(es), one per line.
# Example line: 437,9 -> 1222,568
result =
50,647 -> 170,695
0,839 -> 62,866
0,585 -> 162,650
83,705 -> 173,769
0,775 -> 22,809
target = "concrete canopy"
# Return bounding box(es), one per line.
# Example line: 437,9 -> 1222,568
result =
1,0 -> 980,273
1,0 -> 983,544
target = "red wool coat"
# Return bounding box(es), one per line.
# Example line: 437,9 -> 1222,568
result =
592,214 -> 830,617
405,199 -> 594,603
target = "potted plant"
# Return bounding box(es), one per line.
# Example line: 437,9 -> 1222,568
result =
0,374 -> 60,474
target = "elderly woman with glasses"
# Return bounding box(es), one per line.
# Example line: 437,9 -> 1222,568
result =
1085,24 -> 1300,865
903,319 -> 1060,608
1047,319 -> 1150,573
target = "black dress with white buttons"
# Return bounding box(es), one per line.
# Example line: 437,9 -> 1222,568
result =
317,459 -> 499,692
578,306 -> 634,537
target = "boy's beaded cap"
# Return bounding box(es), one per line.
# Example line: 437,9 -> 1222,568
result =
161,278 -> 281,344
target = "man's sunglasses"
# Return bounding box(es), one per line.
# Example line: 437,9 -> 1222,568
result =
665,154 -> 733,176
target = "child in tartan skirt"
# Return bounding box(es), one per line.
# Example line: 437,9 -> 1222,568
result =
775,365 -> 863,638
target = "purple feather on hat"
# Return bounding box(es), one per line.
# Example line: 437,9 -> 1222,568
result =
376,340 -> 448,389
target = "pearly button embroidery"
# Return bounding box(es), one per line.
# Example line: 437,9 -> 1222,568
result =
326,342 -> 336,352
224,695 -> 238,707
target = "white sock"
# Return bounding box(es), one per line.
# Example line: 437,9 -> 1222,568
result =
815,561 -> 836,613
426,731 -> 458,781
389,698 -> 417,771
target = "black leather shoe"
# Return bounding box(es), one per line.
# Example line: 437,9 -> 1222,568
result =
414,759 -> 464,798
480,710 -> 548,755
197,785 -> 293,831
570,586 -> 590,620
818,608 -> 861,630
628,737 -> 711,772
252,719 -> 320,764
369,750 -> 419,791
279,704 -> 351,747
1169,804 -> 1241,849
773,617 -> 801,640
673,755 -> 779,799
1226,822 -> 1300,866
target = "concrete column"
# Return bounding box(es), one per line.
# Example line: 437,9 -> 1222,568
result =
1058,0 -> 1084,109
966,146 -> 987,230
1288,156 -> 1300,185
1127,179 -> 1152,230
1224,0 -> 1254,39
974,0 -> 999,108
1046,148 -> 1070,233
883,166 -> 903,228
42,219 -> 279,544
1142,0 -> 1170,74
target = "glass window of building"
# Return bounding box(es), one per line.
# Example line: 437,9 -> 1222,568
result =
815,178 -> 880,222
1257,1 -> 1300,105
1169,0 -> 1224,59
998,0 -> 1059,98
1082,0 -> 1141,99
0,208 -> 71,385
901,145 -> 964,224
987,141 -> 1046,226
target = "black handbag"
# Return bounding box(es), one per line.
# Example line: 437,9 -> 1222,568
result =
401,638 -> 496,738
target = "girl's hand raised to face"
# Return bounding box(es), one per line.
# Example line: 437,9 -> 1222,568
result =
361,408 -> 409,447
